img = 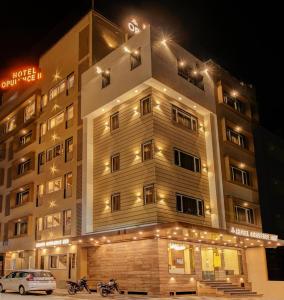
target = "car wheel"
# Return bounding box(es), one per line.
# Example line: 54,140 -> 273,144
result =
0,284 -> 5,293
46,290 -> 53,295
19,285 -> 26,295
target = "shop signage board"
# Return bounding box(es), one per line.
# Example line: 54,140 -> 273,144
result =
229,226 -> 278,241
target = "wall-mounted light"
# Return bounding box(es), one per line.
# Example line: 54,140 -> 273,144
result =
231,90 -> 238,97
124,46 -> 131,53
96,67 -> 102,74
202,164 -> 208,173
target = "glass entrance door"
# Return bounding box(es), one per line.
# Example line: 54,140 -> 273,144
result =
201,247 -> 222,280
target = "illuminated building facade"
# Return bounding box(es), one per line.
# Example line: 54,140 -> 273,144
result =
0,10 -> 283,297
0,11 -> 125,287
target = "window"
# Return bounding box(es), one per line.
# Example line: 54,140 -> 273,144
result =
110,112 -> 119,131
172,106 -> 198,132
39,123 -> 47,140
6,116 -> 16,133
17,159 -> 31,175
16,188 -> 29,206
24,100 -> 35,122
223,249 -> 243,275
47,177 -> 62,193
168,242 -> 195,274
41,94 -> 48,111
111,193 -> 120,212
36,184 -> 44,207
102,69 -> 110,88
174,149 -> 200,172
130,48 -> 142,70
36,217 -> 43,232
177,59 -> 204,90
111,154 -> 120,172
64,172 -> 72,198
176,193 -> 204,216
19,130 -> 32,145
223,94 -> 245,114
143,184 -> 155,205
140,96 -> 151,116
66,104 -> 74,128
49,79 -> 66,101
231,165 -> 250,186
235,206 -> 255,224
65,137 -> 73,162
46,144 -> 62,162
49,255 -> 67,269
226,128 -> 247,149
66,73 -> 75,93
63,209 -> 72,235
38,151 -> 45,173
44,213 -> 61,229
14,220 -> 28,236
0,143 -> 6,160
142,140 -> 154,161
47,111 -> 64,130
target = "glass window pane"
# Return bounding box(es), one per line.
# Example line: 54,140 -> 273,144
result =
168,243 -> 194,274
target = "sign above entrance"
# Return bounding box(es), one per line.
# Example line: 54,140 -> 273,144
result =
0,66 -> 42,90
35,239 -> 69,248
229,227 -> 278,242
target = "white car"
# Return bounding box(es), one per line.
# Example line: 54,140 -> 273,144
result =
0,269 -> 56,295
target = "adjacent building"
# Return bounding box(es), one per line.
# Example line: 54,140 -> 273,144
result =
0,9 -> 283,297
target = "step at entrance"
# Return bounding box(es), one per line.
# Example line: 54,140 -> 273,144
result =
198,280 -> 263,297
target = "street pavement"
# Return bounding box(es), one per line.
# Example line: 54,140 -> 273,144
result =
0,291 -> 275,300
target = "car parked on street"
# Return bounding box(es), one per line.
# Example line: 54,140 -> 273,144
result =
0,269 -> 56,295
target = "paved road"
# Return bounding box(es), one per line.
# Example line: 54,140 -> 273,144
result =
0,291 -> 275,300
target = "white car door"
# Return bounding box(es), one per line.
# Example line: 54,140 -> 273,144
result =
3,272 -> 16,290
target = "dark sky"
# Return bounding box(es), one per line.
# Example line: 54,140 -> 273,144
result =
0,1 -> 282,137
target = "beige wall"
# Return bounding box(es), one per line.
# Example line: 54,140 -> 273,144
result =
246,247 -> 284,300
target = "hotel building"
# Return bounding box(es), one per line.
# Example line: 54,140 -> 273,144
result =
0,11 -> 125,287
0,10 -> 283,297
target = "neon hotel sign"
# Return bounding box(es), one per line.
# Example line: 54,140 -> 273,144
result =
0,67 -> 42,89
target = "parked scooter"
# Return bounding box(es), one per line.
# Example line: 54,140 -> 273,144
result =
66,277 -> 91,295
97,279 -> 120,297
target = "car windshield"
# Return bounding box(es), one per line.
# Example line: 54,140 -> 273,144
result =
32,272 -> 53,277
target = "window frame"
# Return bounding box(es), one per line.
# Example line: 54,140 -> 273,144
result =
174,148 -> 201,173
111,193 -> 121,212
102,69 -> 110,88
17,159 -> 32,175
226,127 -> 247,149
235,205 -> 255,224
46,177 -> 62,194
140,96 -> 152,116
143,184 -> 155,205
64,172 -> 72,198
176,193 -> 204,217
19,130 -> 32,146
24,100 -> 36,123
142,140 -> 154,162
172,105 -> 198,132
110,112 -> 119,131
65,137 -> 73,162
230,165 -> 250,186
111,153 -> 120,172
130,48 -> 142,70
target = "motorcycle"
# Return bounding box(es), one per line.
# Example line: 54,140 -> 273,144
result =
97,279 -> 120,297
66,277 -> 91,295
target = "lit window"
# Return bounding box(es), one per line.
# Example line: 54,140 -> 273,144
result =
110,112 -> 119,131
40,123 -> 47,138
66,104 -> 74,128
168,242 -> 195,274
63,209 -> 72,235
65,137 -> 73,162
24,100 -> 36,122
36,184 -> 44,207
15,188 -> 29,206
140,96 -> 151,116
130,48 -> 142,70
17,159 -> 32,175
19,130 -> 32,145
49,79 -> 66,101
6,116 -> 16,133
48,111 -> 64,130
172,106 -> 198,132
174,148 -> 200,172
223,93 -> 245,114
49,254 -> 67,269
143,184 -> 155,205
111,154 -> 120,172
223,249 -> 243,275
235,206 -> 255,224
142,140 -> 154,161
66,73 -> 75,93
111,193 -> 121,212
230,165 -> 250,186
176,193 -> 204,216
64,172 -> 72,198
47,177 -> 62,193
44,212 -> 61,229
102,69 -> 110,88
226,128 -> 247,149
38,152 -> 45,174
41,94 -> 48,110
14,220 -> 28,236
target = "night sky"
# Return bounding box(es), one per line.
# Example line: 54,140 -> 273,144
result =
0,1 -> 282,137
